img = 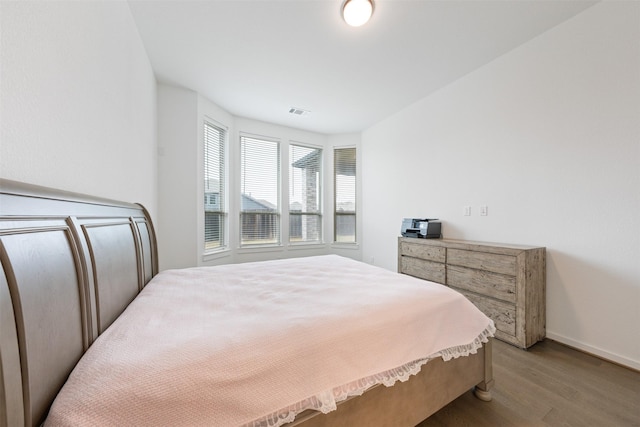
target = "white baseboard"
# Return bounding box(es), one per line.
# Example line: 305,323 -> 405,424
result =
546,331 -> 640,372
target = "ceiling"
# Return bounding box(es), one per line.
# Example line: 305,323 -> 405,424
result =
128,0 -> 597,135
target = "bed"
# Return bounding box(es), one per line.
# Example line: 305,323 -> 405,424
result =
0,178 -> 494,427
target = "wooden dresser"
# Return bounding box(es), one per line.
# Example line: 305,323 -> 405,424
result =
398,237 -> 546,348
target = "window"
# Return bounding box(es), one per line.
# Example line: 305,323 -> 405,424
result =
204,121 -> 227,252
334,147 -> 356,243
289,144 -> 322,243
240,136 -> 280,246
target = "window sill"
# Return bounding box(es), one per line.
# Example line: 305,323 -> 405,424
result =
202,248 -> 232,263
331,242 -> 360,250
237,244 -> 284,254
288,242 -> 327,249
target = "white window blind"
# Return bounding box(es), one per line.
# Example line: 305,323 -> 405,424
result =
289,144 -> 322,243
204,121 -> 226,251
334,147 -> 356,243
240,136 -> 280,246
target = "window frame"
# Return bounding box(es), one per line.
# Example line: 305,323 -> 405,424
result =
203,119 -> 228,254
239,134 -> 281,248
333,146 -> 357,244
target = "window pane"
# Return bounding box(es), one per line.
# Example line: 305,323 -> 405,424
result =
204,122 -> 226,251
241,136 -> 280,245
290,144 -> 322,243
290,213 -> 321,242
334,147 -> 356,243
335,213 -> 356,243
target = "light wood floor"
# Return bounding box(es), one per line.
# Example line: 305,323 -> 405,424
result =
417,339 -> 640,426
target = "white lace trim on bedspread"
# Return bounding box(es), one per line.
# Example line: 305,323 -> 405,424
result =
243,322 -> 495,427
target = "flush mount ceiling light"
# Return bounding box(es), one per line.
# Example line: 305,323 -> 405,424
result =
341,0 -> 374,27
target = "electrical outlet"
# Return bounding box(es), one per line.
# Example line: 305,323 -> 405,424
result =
464,206 -> 471,216
480,205 -> 488,216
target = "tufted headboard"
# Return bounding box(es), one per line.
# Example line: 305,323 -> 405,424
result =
0,179 -> 158,427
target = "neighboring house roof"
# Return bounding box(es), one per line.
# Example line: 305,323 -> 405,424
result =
291,150 -> 321,172
292,149 -> 355,177
241,193 -> 276,212
204,186 -> 276,212
289,201 -> 302,212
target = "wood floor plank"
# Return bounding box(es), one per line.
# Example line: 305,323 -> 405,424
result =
490,364 -> 553,420
417,339 -> 640,426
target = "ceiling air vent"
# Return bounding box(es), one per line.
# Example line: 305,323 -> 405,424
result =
289,107 -> 310,116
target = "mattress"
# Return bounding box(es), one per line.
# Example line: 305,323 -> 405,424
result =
45,255 -> 494,427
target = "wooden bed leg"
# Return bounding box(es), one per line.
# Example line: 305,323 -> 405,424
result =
473,387 -> 492,402
473,338 -> 494,402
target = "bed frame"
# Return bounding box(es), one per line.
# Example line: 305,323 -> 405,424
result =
0,179 -> 493,427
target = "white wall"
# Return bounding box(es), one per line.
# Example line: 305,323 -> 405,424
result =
362,2 -> 640,369
0,1 -> 157,216
157,85 -> 201,270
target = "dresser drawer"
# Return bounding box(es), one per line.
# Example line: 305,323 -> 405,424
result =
399,241 -> 446,263
447,265 -> 516,303
400,256 -> 445,284
447,249 -> 516,276
456,289 -> 517,337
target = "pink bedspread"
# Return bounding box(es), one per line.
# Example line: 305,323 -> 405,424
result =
45,255 -> 494,427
